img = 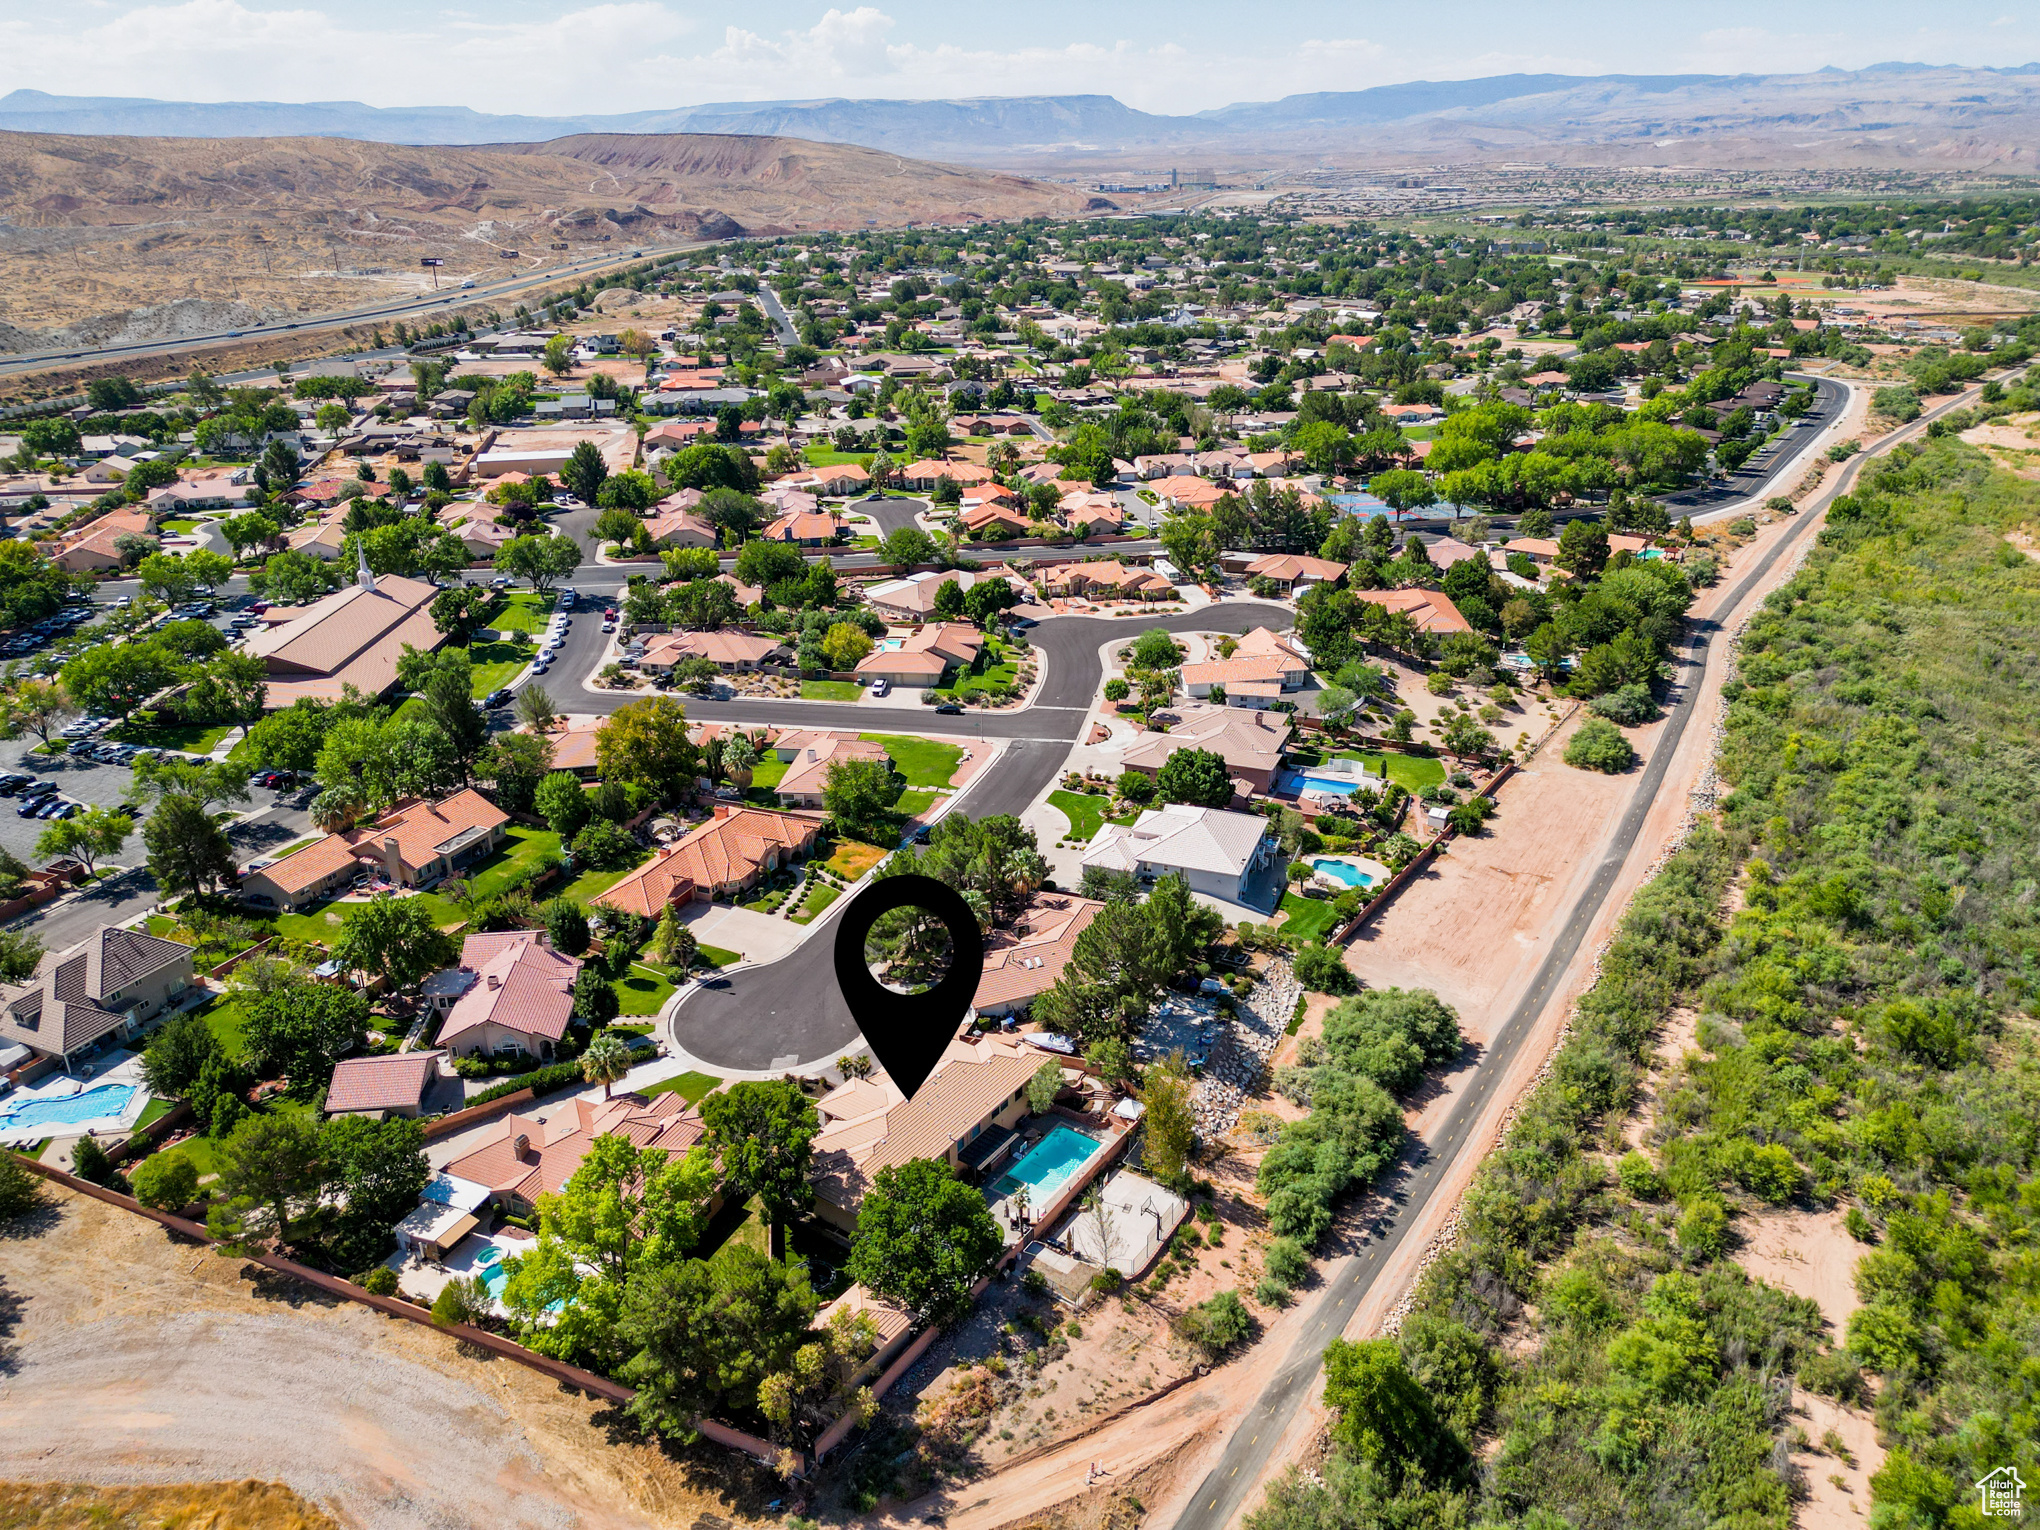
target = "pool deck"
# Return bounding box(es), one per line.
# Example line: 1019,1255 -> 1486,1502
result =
985,1122 -> 1111,1246
0,1052 -> 154,1148
387,1226 -> 535,1310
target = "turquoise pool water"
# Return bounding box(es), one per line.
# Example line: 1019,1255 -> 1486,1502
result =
1311,858 -> 1372,888
1297,773 -> 1367,797
989,1125 -> 1100,1201
0,1083 -> 136,1129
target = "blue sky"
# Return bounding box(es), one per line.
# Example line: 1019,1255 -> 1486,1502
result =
1,0 -> 2036,116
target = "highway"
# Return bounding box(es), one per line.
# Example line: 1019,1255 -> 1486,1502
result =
0,238 -> 715,381
1165,372 -> 1999,1530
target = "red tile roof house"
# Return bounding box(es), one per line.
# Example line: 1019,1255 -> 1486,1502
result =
644,504 -> 717,548
1119,704 -> 1293,795
443,1088 -> 710,1218
239,789 -> 510,912
1180,653 -> 1307,700
637,629 -> 792,676
808,1032 -> 1046,1231
324,1050 -> 457,1119
595,804 -> 823,913
520,715 -> 603,779
1149,474 -> 1228,511
1352,587 -> 1472,634
0,926 -> 197,1069
972,891 -> 1105,1019
901,459 -> 994,492
48,508 -> 156,573
852,622 -> 983,688
959,500 -> 1030,539
774,736 -> 891,809
1034,561 -> 1175,602
1244,553 -> 1347,594
758,510 -> 847,547
430,930 -> 581,1062
1057,491 -> 1124,537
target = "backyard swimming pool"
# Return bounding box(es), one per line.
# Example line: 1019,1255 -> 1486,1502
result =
0,1082 -> 136,1131
1296,773 -> 1368,797
989,1125 -> 1102,1203
1311,859 -> 1373,889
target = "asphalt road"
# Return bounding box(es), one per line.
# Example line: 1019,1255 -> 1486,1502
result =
1165,372 -> 1996,1530
755,286 -> 801,347
662,601 -> 1291,1071
1663,375 -> 1848,511
0,242 -> 714,381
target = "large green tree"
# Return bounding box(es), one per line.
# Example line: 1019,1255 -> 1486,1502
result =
701,1080 -> 820,1256
847,1157 -> 1003,1327
331,894 -> 459,992
242,981 -> 371,1098
618,1243 -> 820,1434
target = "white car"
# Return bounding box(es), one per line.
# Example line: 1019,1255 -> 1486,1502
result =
870,678 -> 890,697
600,620 -> 617,634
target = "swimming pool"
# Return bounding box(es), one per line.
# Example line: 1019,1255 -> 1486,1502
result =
989,1125 -> 1101,1202
1311,858 -> 1372,888
1296,774 -> 1368,797
877,637 -> 905,651
0,1083 -> 136,1130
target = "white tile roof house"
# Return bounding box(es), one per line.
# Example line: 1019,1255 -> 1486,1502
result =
1082,803 -> 1276,903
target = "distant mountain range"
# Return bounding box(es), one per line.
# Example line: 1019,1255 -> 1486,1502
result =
3,63 -> 2039,170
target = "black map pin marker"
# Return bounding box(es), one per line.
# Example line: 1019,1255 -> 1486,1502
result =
833,873 -> 985,1102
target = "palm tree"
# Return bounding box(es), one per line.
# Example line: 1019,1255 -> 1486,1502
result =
651,913 -> 699,973
580,1032 -> 633,1100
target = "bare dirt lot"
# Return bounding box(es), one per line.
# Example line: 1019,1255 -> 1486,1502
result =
0,1188 -> 772,1530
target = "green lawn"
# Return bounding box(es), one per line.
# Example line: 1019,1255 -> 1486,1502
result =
274,838 -> 320,858
490,590 -> 554,634
1337,749 -> 1448,793
639,1069 -> 719,1105
468,826 -> 562,898
271,828 -> 560,949
790,881 -> 841,925
802,447 -> 874,467
749,753 -> 790,790
862,733 -> 964,788
156,1134 -> 219,1181
801,679 -> 862,701
1047,789 -> 1134,842
559,860 -> 637,908
464,638 -> 529,697
107,718 -> 234,755
135,1097 -> 177,1129
1279,891 -> 1343,944
617,962 -> 678,1016
894,788 -> 937,820
197,994 -> 252,1061
159,518 -> 200,534
697,943 -> 740,968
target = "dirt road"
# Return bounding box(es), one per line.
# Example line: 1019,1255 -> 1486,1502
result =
0,1188 -> 765,1530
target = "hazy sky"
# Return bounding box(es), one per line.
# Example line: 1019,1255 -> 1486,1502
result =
2,0 -> 2037,116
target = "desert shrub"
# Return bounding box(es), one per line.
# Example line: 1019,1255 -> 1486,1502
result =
1564,716 -> 1636,773
1174,1289 -> 1253,1357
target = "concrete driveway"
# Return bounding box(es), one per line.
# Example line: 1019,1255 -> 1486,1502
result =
676,901 -> 808,964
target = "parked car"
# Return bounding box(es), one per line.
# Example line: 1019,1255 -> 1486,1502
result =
34,797 -> 67,818
934,701 -> 964,714
870,678 -> 890,697
600,621 -> 617,634
483,689 -> 513,709
47,801 -> 77,820
0,774 -> 29,795
16,799 -> 42,818
530,659 -> 551,675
